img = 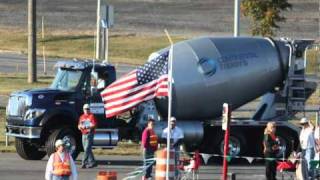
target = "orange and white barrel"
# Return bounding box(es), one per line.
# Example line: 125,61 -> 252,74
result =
96,171 -> 117,180
155,148 -> 175,180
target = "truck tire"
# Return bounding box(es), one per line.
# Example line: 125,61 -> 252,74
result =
46,128 -> 80,160
15,138 -> 46,160
276,131 -> 294,158
216,132 -> 247,158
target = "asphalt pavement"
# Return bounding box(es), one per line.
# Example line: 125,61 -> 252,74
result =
0,152 -> 297,180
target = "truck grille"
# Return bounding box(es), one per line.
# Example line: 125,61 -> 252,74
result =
7,95 -> 27,117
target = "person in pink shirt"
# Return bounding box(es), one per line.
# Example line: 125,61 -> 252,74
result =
141,117 -> 158,180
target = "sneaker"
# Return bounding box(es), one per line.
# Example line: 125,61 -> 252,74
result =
81,164 -> 87,169
87,163 -> 98,168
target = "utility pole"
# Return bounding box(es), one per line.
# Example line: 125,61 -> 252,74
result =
96,0 -> 102,60
28,0 -> 37,83
234,0 -> 240,37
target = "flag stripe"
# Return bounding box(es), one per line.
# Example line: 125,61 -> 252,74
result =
101,51 -> 169,118
102,71 -> 137,94
105,79 -> 167,108
103,75 -> 168,102
106,94 -> 155,117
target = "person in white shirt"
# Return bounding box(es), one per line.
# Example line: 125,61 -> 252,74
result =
97,72 -> 108,90
45,139 -> 78,180
299,117 -> 315,178
162,117 -> 184,178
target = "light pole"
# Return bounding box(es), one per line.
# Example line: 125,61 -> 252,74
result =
96,0 -> 101,60
234,0 -> 240,37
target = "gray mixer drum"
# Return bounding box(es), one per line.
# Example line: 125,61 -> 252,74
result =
155,37 -> 290,120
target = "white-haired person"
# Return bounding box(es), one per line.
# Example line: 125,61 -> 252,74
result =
45,139 -> 77,180
299,117 -> 315,178
161,117 -> 184,178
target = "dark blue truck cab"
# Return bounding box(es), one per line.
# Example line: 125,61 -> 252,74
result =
5,60 -> 134,160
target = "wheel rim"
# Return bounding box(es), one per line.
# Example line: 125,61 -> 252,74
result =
220,137 -> 241,157
62,135 -> 77,156
276,137 -> 287,158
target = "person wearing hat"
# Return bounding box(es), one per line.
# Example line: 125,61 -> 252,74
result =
161,117 -> 184,178
78,104 -> 97,168
299,117 -> 315,178
45,139 -> 77,180
141,116 -> 158,180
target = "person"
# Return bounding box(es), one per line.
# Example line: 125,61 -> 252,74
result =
263,121 -> 279,180
45,139 -> 77,180
97,72 -> 108,90
299,117 -> 315,178
78,103 -> 97,168
183,150 -> 201,172
141,117 -> 158,180
161,117 -> 184,178
314,124 -> 320,161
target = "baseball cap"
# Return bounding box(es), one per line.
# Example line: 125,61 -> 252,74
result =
300,117 -> 309,124
170,117 -> 176,122
55,139 -> 65,148
83,104 -> 90,110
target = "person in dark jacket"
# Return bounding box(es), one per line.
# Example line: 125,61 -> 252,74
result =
263,121 -> 279,180
141,117 -> 158,180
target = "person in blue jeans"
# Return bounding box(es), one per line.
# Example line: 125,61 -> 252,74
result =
141,118 -> 158,180
162,117 -> 184,178
78,104 -> 97,168
299,117 -> 315,179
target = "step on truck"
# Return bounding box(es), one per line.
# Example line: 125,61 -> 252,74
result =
6,37 -> 319,160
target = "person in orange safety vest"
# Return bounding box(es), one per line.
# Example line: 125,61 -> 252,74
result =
141,117 -> 158,180
45,139 -> 77,180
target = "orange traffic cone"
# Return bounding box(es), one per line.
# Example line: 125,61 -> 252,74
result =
97,171 -> 117,180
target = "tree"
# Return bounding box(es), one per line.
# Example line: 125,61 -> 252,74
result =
240,0 -> 291,36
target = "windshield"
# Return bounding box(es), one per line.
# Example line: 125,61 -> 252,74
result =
50,68 -> 83,91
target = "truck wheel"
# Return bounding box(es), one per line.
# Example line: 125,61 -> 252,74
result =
276,131 -> 293,158
46,128 -> 80,160
217,133 -> 247,158
15,138 -> 46,160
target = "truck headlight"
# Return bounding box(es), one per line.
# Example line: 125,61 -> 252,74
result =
24,109 -> 46,120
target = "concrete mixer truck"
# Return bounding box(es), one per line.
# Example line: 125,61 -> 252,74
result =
5,36 -> 317,161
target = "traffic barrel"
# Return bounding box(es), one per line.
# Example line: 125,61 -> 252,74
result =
155,148 -> 175,180
96,171 -> 117,180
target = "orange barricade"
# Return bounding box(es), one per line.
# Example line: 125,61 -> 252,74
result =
96,171 -> 117,180
155,148 -> 175,180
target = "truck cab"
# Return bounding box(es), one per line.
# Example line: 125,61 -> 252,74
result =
6,60 -> 120,160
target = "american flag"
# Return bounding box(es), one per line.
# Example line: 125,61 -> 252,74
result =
101,51 -> 169,118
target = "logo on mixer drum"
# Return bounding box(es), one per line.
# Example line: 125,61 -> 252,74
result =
198,57 -> 217,77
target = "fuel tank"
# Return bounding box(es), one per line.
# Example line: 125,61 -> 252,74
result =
153,121 -> 204,147
155,37 -> 290,120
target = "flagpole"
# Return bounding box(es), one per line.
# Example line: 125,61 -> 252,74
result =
164,29 -> 173,180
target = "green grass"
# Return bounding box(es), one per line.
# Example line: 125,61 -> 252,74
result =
0,73 -> 53,95
0,29 -> 186,65
0,107 -> 15,152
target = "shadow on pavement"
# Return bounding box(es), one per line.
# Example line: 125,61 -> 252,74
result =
96,159 -> 142,166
